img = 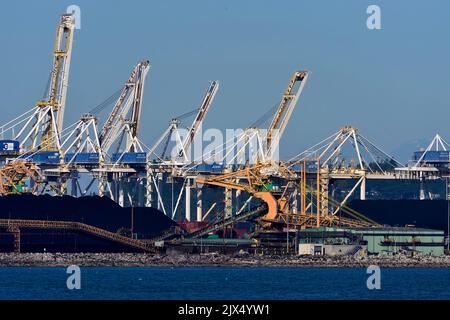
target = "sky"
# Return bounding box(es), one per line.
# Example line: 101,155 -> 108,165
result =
0,0 -> 449,162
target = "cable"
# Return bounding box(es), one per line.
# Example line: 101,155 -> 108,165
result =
41,71 -> 52,100
249,102 -> 279,128
89,88 -> 123,115
175,108 -> 199,121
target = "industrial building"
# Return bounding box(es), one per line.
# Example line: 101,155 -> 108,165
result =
298,227 -> 445,256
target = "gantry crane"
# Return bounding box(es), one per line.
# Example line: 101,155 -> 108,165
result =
94,60 -> 151,206
265,71 -> 309,161
194,71 -> 309,221
15,14 -> 75,153
178,81 -> 219,161
147,81 -> 219,163
223,70 -> 309,165
143,81 -> 219,214
100,60 -> 150,156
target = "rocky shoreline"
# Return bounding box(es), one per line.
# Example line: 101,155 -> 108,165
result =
0,253 -> 450,267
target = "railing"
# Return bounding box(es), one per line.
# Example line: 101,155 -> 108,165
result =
148,226 -> 185,242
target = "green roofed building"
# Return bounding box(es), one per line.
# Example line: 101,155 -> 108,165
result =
298,227 -> 445,256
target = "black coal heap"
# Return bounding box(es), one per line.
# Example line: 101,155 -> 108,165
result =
0,194 -> 175,237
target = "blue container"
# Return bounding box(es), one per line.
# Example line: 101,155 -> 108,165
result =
413,151 -> 450,162
29,151 -> 60,164
112,152 -> 147,163
194,164 -> 207,172
211,163 -> 224,173
65,152 -> 100,164
195,162 -> 224,173
0,140 -> 19,154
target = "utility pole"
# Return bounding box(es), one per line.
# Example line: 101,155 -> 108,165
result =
447,177 -> 449,251
131,205 -> 134,239
286,216 -> 289,255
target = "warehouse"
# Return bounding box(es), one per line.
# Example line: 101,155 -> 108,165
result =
298,227 -> 445,256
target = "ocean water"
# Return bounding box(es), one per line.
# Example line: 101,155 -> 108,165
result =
0,266 -> 449,300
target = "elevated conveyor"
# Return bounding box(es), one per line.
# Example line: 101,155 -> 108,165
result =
188,205 -> 267,239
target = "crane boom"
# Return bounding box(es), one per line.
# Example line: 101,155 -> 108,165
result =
265,71 -> 309,159
36,14 -> 75,151
179,81 -> 219,159
130,62 -> 149,141
99,60 -> 150,153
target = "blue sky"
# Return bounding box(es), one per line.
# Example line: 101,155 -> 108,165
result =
1,0 -> 449,161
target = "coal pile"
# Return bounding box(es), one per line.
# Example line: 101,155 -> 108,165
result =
0,194 -> 175,243
348,199 -> 449,234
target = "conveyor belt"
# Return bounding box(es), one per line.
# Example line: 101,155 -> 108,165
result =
188,205 -> 267,239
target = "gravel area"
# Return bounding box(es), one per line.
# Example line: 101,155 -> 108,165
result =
0,253 -> 449,267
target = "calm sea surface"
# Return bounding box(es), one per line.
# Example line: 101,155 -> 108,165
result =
0,266 -> 449,300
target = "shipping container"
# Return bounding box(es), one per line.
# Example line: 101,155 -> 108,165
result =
413,151 -> 450,162
0,140 -> 20,155
195,162 -> 224,173
24,151 -> 60,164
111,152 -> 147,163
65,152 -> 100,164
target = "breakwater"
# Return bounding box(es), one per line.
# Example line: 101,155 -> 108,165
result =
0,253 -> 449,268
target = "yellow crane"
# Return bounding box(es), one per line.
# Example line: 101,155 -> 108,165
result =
197,160 -> 378,229
16,14 -> 76,152
0,161 -> 44,195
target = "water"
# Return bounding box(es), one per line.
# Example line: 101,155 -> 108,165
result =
0,266 -> 449,300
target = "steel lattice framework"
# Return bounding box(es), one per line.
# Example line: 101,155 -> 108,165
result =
15,14 -> 75,153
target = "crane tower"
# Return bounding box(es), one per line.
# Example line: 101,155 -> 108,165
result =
16,14 -> 75,153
